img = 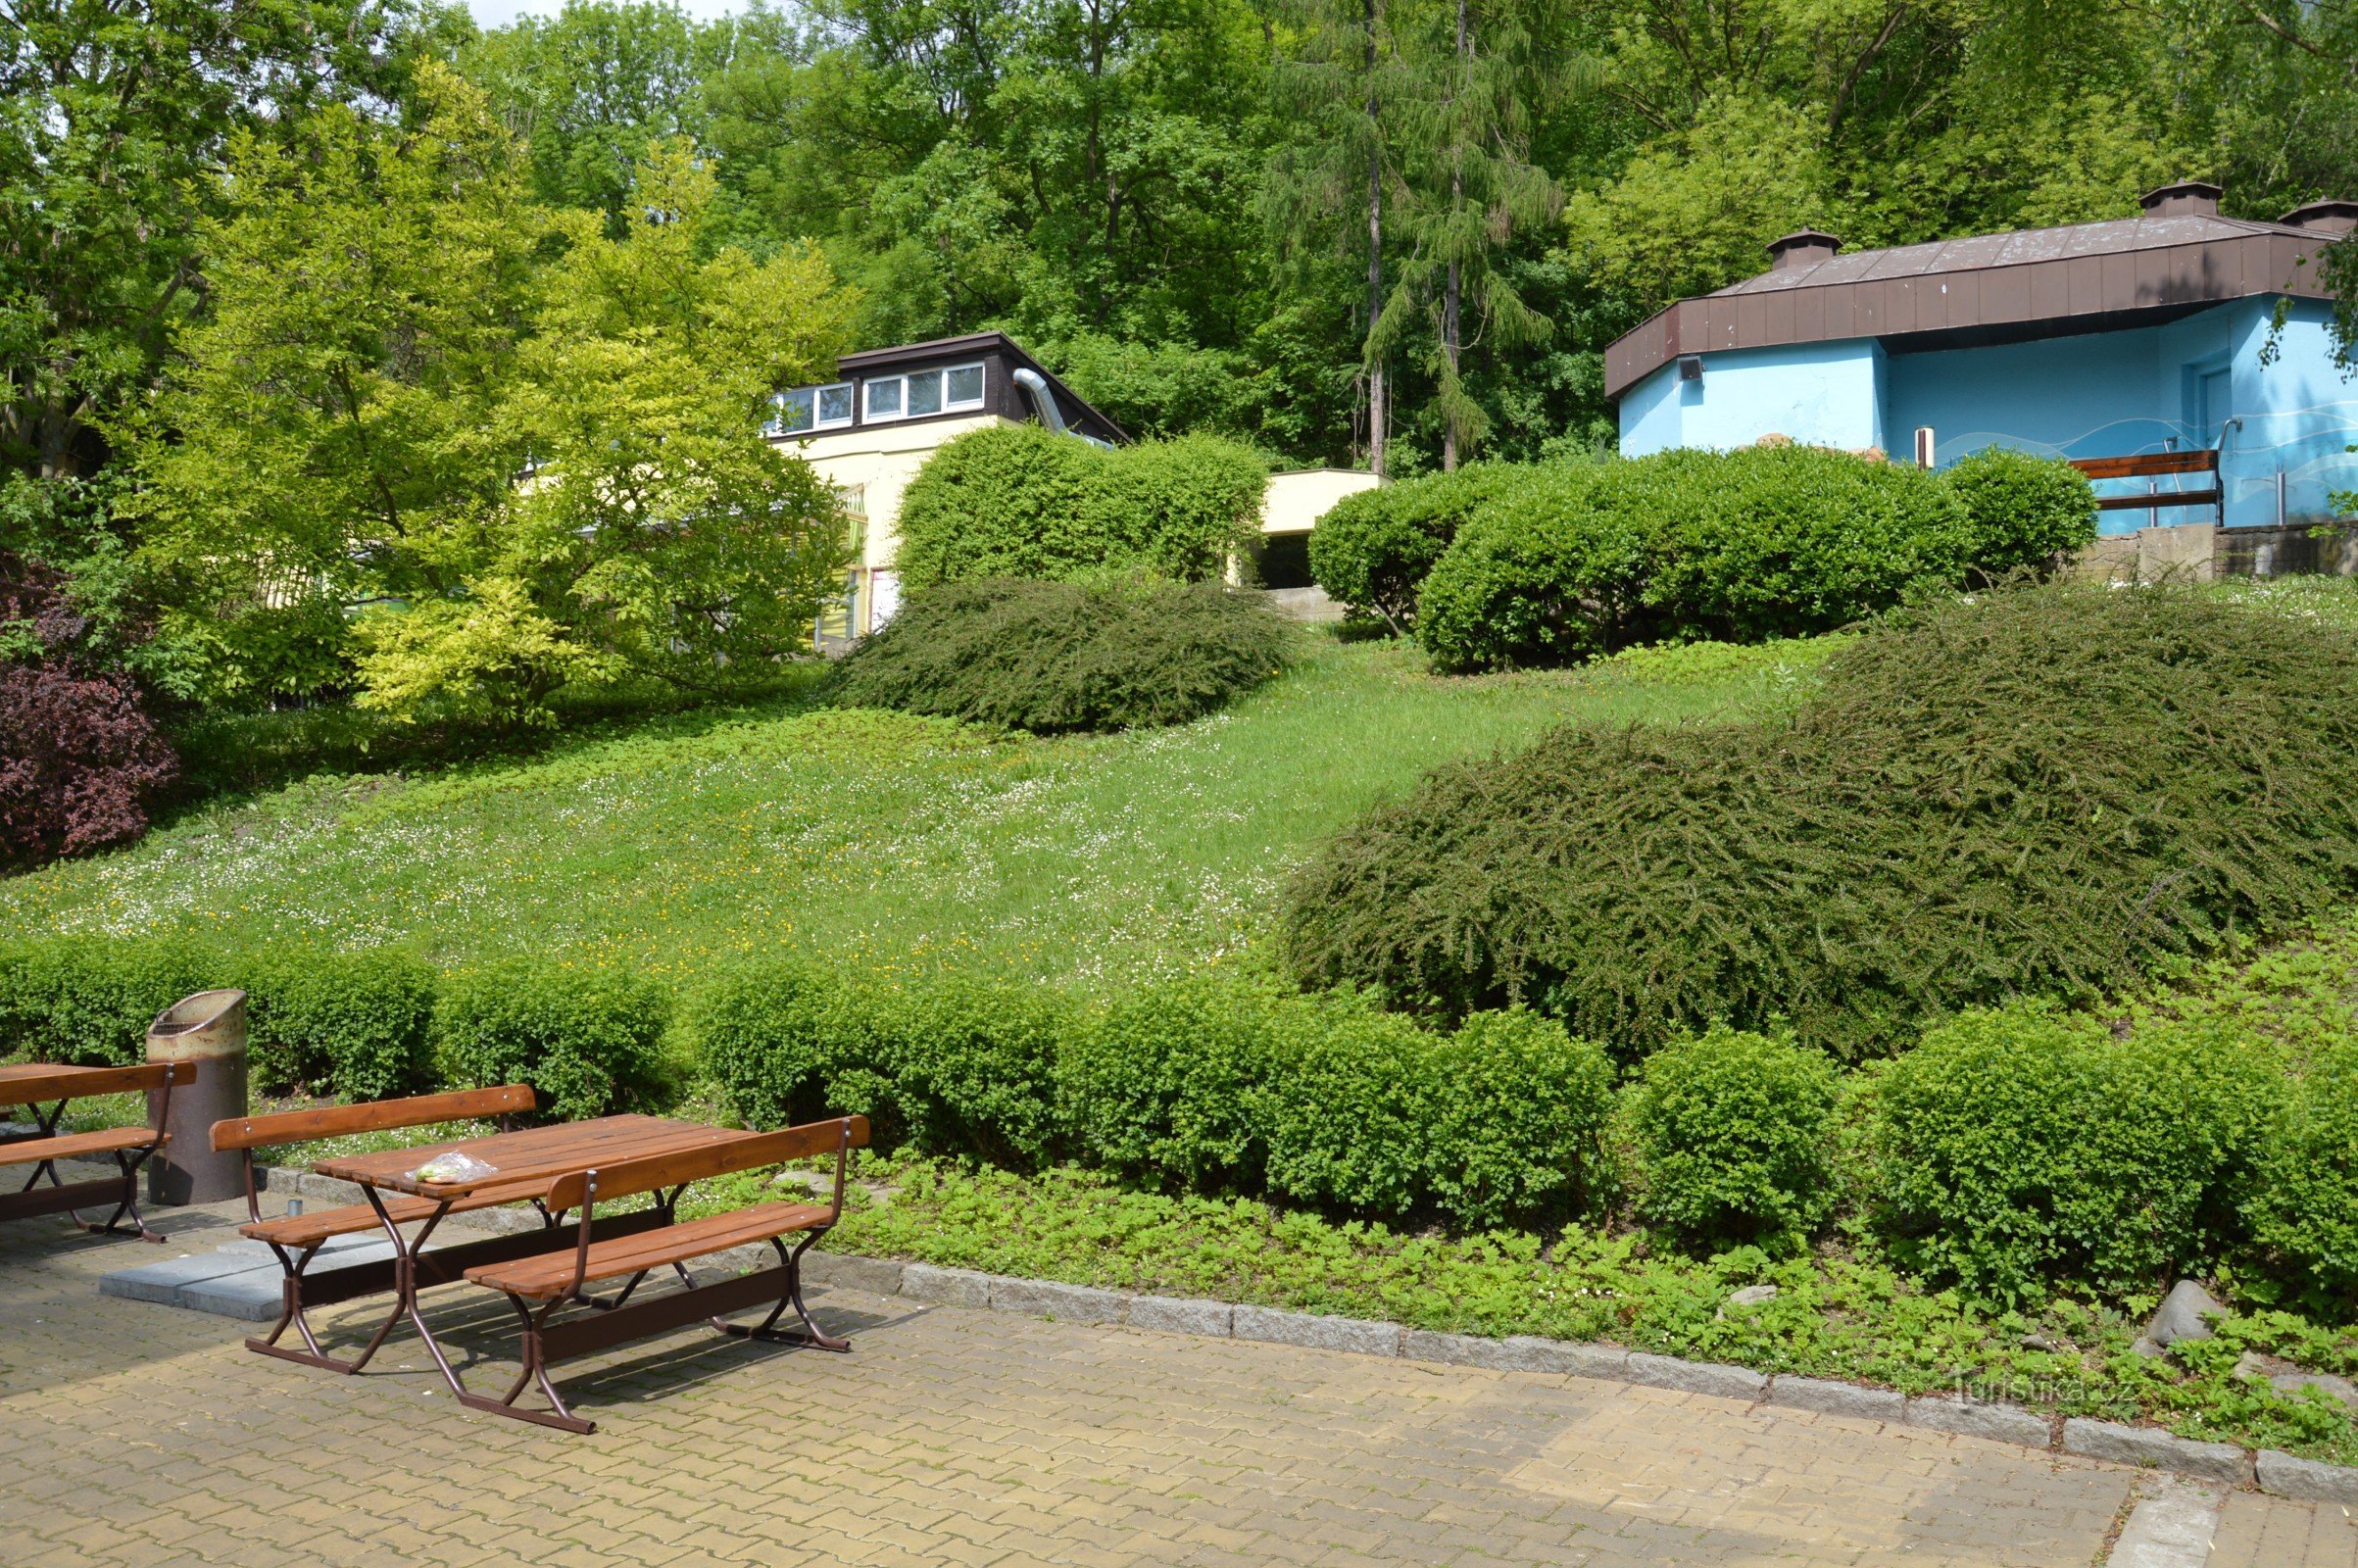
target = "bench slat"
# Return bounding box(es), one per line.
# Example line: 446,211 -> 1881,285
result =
545,1116 -> 869,1214
0,1126 -> 163,1167
466,1201 -> 834,1298
238,1178 -> 554,1250
211,1084 -> 536,1152
1,1061 -> 192,1107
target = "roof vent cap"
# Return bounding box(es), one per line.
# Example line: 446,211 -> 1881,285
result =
2278,199 -> 2358,237
1765,230 -> 1842,272
2139,180 -> 2224,219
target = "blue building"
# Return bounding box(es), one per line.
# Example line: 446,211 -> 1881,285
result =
1606,182 -> 2358,535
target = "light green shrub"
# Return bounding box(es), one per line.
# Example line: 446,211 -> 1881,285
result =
2246,1041 -> 2358,1308
1619,1025 -> 1840,1254
893,424 -> 1267,587
1427,1008 -> 1615,1230
0,935 -> 218,1065
1413,462 -> 1652,671
436,960 -> 674,1122
1857,1004 -> 2284,1302
1056,972 -> 1280,1192
1941,447 -> 2098,576
1307,465 -> 1521,633
247,950 -> 438,1102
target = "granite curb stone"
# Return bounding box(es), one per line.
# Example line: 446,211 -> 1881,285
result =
2062,1418 -> 2254,1486
1766,1375 -> 1907,1423
988,1276 -> 1126,1324
1234,1304 -> 1403,1356
2255,1448 -> 2358,1503
1127,1295 -> 1233,1337
1624,1351 -> 1770,1401
1903,1395 -> 2055,1448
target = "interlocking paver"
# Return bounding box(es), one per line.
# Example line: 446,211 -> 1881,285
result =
5,1200 -> 2352,1565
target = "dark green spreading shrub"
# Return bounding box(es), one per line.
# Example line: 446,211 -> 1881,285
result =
1857,1004 -> 2284,1302
0,935 -> 217,1065
829,577 -> 1289,734
436,960 -> 674,1122
1619,1025 -> 1840,1255
1287,582 -> 2358,1057
1411,444 -> 2094,673
893,424 -> 1267,587
1307,464 -> 1522,633
1942,446 -> 2099,576
247,950 -> 437,1102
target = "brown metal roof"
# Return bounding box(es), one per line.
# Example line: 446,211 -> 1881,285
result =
1602,195 -> 2340,400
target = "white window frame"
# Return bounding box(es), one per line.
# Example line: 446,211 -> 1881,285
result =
860,362 -> 988,423
769,380 -> 856,437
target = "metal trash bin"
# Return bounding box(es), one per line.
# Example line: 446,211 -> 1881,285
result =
146,989 -> 249,1204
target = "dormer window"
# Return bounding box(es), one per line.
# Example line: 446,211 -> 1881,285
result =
862,362 -> 987,422
769,381 -> 854,436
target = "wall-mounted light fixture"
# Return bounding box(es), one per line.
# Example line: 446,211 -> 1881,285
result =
1677,355 -> 1703,384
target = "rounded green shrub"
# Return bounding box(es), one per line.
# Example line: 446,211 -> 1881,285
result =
2246,1041 -> 2358,1308
247,950 -> 438,1102
828,577 -> 1289,734
1941,447 -> 2098,577
0,934 -> 217,1065
1057,972 -> 1280,1192
1307,465 -> 1520,633
1618,1025 -> 1840,1254
894,424 -> 1267,588
692,956 -> 849,1132
436,960 -> 674,1122
1427,1008 -> 1615,1231
1857,1004 -> 2284,1302
1258,990 -> 1440,1217
1288,581 -> 2358,1058
1413,462 -> 1652,672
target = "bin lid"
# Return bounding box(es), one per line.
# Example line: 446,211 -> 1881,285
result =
149,989 -> 247,1037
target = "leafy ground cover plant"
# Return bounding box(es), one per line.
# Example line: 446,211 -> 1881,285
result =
1289,581 -> 2358,1057
828,577 -> 1291,734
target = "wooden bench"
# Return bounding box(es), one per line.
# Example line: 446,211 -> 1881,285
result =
2068,449 -> 2223,522
0,1062 -> 195,1243
213,1085 -> 578,1373
460,1114 -> 868,1433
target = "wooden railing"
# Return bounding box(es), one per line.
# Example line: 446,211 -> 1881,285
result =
2067,449 -> 2222,520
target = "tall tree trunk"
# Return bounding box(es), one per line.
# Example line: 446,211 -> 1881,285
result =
1441,0 -> 1468,472
1365,0 -> 1387,478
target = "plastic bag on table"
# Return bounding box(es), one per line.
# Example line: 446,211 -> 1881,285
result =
410,1151 -> 499,1186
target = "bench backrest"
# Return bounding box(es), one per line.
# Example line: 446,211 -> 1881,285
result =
210,1084 -> 536,1152
2,1061 -> 193,1107
546,1115 -> 869,1214
2068,449 -> 2218,481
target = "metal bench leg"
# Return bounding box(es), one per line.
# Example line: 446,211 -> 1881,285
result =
717,1233 -> 849,1352
455,1292 -> 596,1435
244,1240 -> 401,1374
74,1146 -> 164,1243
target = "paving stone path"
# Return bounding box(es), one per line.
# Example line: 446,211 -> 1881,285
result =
5,1199 -> 2356,1567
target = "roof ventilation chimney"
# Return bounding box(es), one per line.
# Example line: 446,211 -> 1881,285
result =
2278,199 -> 2358,237
2139,180 -> 2224,219
1765,230 -> 1842,272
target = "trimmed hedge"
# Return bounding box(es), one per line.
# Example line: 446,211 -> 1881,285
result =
0,935 -> 215,1065
1619,1026 -> 1840,1255
700,961 -> 1615,1229
247,950 -> 437,1102
434,960 -> 675,1123
893,425 -> 1268,588
1306,464 -> 1523,633
1410,444 -> 2095,673
827,577 -> 1289,734
1857,1004 -> 2284,1303
2247,1040 -> 2358,1310
1287,581 -> 2358,1059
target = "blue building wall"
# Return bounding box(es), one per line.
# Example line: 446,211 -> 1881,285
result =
1616,340 -> 1886,457
1616,296 -> 2358,532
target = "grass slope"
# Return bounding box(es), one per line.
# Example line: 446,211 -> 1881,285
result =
0,635 -> 1834,989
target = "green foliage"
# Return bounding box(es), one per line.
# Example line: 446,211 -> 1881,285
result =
1306,465 -> 1520,632
1256,990 -> 1438,1216
1426,1008 -> 1615,1231
1857,1004 -> 2285,1303
0,935 -> 215,1066
2247,1042 -> 2358,1309
1057,972 -> 1280,1192
128,74 -> 856,723
246,951 -> 438,1102
892,425 -> 1268,589
1942,448 -> 2100,575
435,959 -> 673,1122
828,577 -> 1289,734
1415,446 -> 1972,672
1290,582 -> 2358,1057
1618,1026 -> 1841,1255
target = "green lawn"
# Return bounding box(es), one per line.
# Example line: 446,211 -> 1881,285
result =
0,633 -> 1835,990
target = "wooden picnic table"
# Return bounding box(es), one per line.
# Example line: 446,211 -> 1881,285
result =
1,1060 -> 193,1242
292,1112 -> 757,1410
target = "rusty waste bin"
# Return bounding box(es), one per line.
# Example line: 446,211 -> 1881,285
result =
146,989 -> 249,1204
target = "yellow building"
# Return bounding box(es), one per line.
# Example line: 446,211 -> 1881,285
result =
768,331 -> 1378,642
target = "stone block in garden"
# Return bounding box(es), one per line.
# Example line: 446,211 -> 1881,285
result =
2256,1448 -> 2358,1503
900,1263 -> 993,1308
804,1252 -> 907,1298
